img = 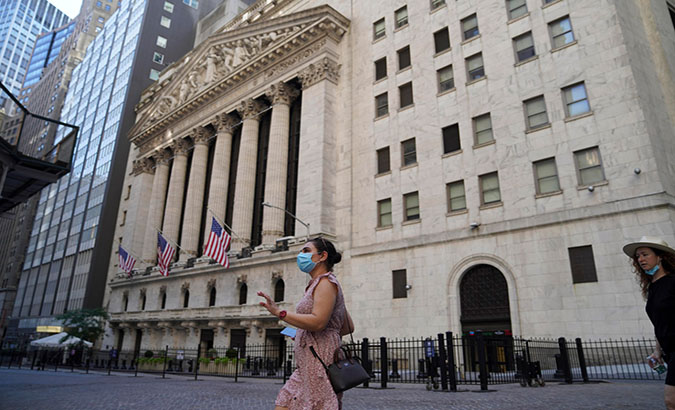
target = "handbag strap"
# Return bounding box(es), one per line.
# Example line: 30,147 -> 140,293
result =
309,346 -> 329,371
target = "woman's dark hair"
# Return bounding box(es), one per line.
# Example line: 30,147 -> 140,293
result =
311,237 -> 342,271
630,248 -> 675,299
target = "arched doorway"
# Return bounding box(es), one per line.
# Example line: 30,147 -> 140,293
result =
459,264 -> 512,334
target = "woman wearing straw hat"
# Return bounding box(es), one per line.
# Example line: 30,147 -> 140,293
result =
624,236 -> 675,409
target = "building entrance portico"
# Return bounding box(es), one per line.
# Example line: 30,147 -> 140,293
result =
459,264 -> 512,335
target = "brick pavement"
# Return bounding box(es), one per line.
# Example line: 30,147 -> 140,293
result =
0,368 -> 665,409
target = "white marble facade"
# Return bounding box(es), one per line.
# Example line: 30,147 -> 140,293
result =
102,0 -> 675,350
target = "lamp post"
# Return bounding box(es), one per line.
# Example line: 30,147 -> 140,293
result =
261,202 -> 310,242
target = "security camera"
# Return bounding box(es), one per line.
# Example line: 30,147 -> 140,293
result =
470,222 -> 481,229
588,186 -> 594,192
634,168 -> 641,175
405,284 -> 412,290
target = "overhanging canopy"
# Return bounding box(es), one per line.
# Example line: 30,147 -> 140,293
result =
30,332 -> 92,348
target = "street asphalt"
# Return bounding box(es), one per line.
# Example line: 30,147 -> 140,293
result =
0,368 -> 666,409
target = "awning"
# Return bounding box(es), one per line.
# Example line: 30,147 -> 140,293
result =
30,332 -> 92,348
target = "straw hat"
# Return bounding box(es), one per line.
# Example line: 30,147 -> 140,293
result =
622,236 -> 675,258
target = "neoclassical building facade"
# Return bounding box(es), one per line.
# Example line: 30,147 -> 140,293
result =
103,0 -> 675,353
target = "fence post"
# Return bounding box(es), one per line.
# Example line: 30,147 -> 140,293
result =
282,339 -> 288,384
380,337 -> 388,389
7,349 -> 14,369
361,337 -> 370,388
31,350 -> 36,370
446,332 -> 457,392
558,337 -> 573,384
161,345 -> 168,379
41,350 -> 46,371
18,350 -> 23,370
55,349 -> 61,372
86,350 -> 90,374
476,332 -> 489,391
234,347 -> 239,383
575,338 -> 589,383
194,348 -> 199,381
437,333 -> 449,391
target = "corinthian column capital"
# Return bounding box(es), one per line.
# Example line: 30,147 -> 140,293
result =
238,98 -> 268,121
191,126 -> 210,145
132,157 -> 155,175
299,57 -> 340,89
170,138 -> 191,156
268,82 -> 299,106
212,113 -> 239,133
153,148 -> 172,165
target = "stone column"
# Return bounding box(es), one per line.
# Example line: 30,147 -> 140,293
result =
261,82 -> 299,247
203,113 -> 238,240
162,138 -> 191,254
180,127 -> 210,261
127,157 -> 154,261
142,149 -> 171,264
231,98 -> 267,251
296,58 -> 340,237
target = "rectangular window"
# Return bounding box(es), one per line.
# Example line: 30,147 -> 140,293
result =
534,158 -> 560,194
447,180 -> 466,212
392,269 -> 407,299
442,123 -> 460,154
395,6 -> 408,28
466,53 -> 485,81
374,57 -> 387,81
401,138 -> 417,166
513,32 -> 536,62
434,27 -> 451,53
183,0 -> 199,8
524,96 -> 549,130
97,16 -> 105,23
563,82 -> 590,117
574,147 -> 605,186
399,82 -> 414,108
437,65 -> 454,92
431,0 -> 446,10
397,46 -> 411,70
461,14 -> 479,40
507,0 -> 528,20
378,199 -> 392,227
480,172 -> 501,205
375,93 -> 388,118
160,16 -> 171,28
550,16 -> 575,49
373,18 -> 386,40
149,69 -> 160,81
156,35 -> 167,48
403,192 -> 420,221
153,52 -> 164,64
568,245 -> 598,283
377,147 -> 390,174
473,113 -> 493,145
164,1 -> 174,12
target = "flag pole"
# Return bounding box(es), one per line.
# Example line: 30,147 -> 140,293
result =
116,239 -> 142,262
156,227 -> 185,252
206,207 -> 246,246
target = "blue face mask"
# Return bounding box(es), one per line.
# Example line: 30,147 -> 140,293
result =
297,252 -> 316,273
644,265 -> 659,276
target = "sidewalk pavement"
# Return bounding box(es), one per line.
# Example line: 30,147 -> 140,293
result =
0,368 -> 665,409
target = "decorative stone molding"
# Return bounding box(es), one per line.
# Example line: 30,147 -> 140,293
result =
153,148 -> 172,165
272,271 -> 283,280
139,288 -> 146,297
212,113 -> 239,133
131,157 -> 154,176
237,274 -> 247,284
122,290 -> 129,298
191,126 -> 210,145
264,38 -> 327,80
298,57 -> 340,88
170,138 -> 191,156
159,285 -> 167,293
207,278 -> 216,290
181,282 -> 190,292
268,82 -> 300,106
238,98 -> 268,121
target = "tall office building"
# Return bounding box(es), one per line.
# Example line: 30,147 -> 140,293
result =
0,0 -> 70,105
0,1 -> 119,346
100,0 -> 674,356
6,0 -> 230,346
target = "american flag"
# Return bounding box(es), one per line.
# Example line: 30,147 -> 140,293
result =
157,232 -> 175,277
118,245 -> 136,277
204,217 -> 231,268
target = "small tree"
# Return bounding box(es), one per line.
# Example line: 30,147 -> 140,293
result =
57,307 -> 110,347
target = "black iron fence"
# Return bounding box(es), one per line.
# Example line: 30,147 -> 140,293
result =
0,333 -> 665,389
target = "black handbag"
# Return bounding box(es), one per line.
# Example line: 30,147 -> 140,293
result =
309,320 -> 370,393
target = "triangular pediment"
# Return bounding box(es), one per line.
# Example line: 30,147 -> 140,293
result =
129,5 -> 349,148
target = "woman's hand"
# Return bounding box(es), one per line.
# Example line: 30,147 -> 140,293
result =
649,350 -> 664,367
257,291 -> 280,317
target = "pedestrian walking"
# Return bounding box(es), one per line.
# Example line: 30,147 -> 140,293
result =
258,237 -> 354,410
623,236 -> 675,409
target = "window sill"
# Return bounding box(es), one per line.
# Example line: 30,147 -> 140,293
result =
437,87 -> 456,97
514,55 -> 538,67
400,162 -> 418,171
394,24 -> 409,33
372,36 -> 386,45
551,40 -> 578,54
473,140 -> 495,149
442,149 -> 462,158
433,48 -> 452,58
446,209 -> 468,217
376,225 -> 393,231
479,201 -> 503,210
375,170 -> 392,178
535,190 -> 562,199
466,76 -> 487,86
430,4 -> 447,14
398,104 -> 415,113
542,0 -> 563,9
374,113 -> 389,121
577,180 -> 608,191
373,76 -> 388,85
507,12 -> 530,25
402,218 -> 421,226
396,66 -> 412,75
525,123 -> 551,134
461,34 -> 481,46
564,111 -> 593,122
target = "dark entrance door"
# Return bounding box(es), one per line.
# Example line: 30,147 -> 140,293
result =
265,328 -> 284,369
199,329 -> 214,358
230,329 -> 246,358
134,329 -> 142,356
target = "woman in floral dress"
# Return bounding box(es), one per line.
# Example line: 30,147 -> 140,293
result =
258,237 -> 354,410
